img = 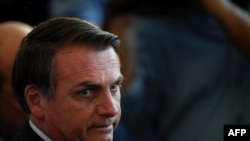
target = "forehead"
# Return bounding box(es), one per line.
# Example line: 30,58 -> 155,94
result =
54,45 -> 120,81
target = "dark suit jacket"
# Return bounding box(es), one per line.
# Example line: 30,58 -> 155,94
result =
10,121 -> 44,141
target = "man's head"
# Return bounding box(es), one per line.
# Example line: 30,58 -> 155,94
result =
0,21 -> 32,140
12,17 -> 122,141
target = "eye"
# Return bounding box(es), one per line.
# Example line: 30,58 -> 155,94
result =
80,89 -> 90,96
110,84 -> 120,93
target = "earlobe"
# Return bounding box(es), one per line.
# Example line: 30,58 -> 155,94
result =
24,84 -> 44,118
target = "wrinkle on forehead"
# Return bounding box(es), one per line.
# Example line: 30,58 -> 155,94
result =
55,46 -> 120,82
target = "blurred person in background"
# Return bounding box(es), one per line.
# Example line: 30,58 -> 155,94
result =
0,21 -> 32,141
105,0 -> 250,141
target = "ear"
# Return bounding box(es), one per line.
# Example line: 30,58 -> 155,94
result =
24,84 -> 44,119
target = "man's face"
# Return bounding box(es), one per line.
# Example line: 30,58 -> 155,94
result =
43,46 -> 122,141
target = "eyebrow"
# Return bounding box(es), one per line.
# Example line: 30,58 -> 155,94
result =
75,75 -> 124,89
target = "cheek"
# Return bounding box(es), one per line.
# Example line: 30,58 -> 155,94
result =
46,98 -> 89,120
114,99 -> 121,118
45,99 -> 93,135
49,83 -> 94,123
118,104 -> 121,118
49,94 -> 95,120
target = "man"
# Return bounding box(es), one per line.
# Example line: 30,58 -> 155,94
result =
0,21 -> 32,141
10,17 -> 123,141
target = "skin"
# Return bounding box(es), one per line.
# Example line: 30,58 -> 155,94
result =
26,45 -> 123,141
201,0 -> 250,58
0,21 -> 32,140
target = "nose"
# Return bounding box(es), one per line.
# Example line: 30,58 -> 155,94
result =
96,91 -> 120,117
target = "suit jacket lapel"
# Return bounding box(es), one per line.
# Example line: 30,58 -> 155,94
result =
10,121 -> 44,141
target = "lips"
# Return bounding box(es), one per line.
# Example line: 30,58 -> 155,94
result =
88,118 -> 118,133
91,124 -> 113,133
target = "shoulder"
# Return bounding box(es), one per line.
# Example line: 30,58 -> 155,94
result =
9,121 -> 43,141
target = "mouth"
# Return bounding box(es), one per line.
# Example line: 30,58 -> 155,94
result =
91,124 -> 113,133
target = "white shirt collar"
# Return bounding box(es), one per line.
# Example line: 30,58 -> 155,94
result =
29,120 -> 53,141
